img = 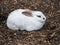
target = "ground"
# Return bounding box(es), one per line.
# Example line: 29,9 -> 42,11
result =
0,0 -> 60,45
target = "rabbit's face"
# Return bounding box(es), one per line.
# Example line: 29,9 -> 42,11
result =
32,11 -> 46,23
21,9 -> 46,23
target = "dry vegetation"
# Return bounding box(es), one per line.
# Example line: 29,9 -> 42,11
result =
0,0 -> 60,45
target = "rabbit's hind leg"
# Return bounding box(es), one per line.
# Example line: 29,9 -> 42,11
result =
7,22 -> 19,30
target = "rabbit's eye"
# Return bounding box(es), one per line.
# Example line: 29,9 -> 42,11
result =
37,16 -> 41,18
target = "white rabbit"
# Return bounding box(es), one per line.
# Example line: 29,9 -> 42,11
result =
7,9 -> 46,31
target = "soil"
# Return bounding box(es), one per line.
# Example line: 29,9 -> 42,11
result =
0,0 -> 60,45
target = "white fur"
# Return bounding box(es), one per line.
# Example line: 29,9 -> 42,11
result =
7,9 -> 46,31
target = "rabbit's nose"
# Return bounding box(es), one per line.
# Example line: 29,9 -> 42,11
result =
43,18 -> 45,20
43,17 -> 46,20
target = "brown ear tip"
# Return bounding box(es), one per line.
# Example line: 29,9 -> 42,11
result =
24,9 -> 32,12
22,10 -> 32,16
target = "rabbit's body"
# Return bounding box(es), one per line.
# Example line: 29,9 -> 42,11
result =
7,9 -> 46,31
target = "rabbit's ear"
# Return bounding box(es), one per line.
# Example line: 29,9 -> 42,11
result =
22,9 -> 32,16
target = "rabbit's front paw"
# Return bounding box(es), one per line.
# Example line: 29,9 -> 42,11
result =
26,26 -> 35,31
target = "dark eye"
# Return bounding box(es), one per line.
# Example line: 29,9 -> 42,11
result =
37,16 -> 41,18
